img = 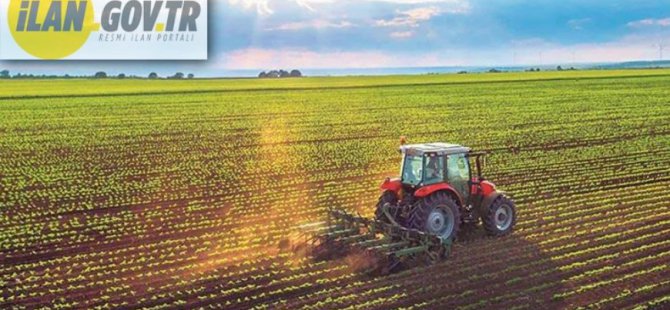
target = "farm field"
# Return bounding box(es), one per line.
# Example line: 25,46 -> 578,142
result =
1,70 -> 670,309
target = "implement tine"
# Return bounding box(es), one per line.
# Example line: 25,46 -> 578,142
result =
306,206 -> 454,274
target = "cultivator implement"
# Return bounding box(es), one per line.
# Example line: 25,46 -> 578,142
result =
298,206 -> 452,275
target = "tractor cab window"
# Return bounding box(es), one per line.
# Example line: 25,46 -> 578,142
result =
447,153 -> 470,199
424,155 -> 444,185
401,155 -> 423,186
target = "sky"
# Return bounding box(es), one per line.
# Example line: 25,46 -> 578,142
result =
2,0 -> 670,76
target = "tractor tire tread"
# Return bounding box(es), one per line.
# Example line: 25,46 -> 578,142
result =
482,195 -> 517,237
408,191 -> 460,241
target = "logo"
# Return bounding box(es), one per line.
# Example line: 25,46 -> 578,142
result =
9,0 -> 95,59
1,0 -> 207,60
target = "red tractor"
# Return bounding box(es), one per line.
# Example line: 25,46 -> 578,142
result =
375,142 -> 517,241
303,141 -> 516,273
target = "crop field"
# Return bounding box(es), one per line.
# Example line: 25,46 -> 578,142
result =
1,70 -> 670,309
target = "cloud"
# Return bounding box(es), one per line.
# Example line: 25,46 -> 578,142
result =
627,17 -> 670,28
373,1 -> 469,28
228,0 -> 274,15
375,7 -> 443,27
397,0 -> 470,13
218,29 -> 670,71
390,31 -> 415,39
505,33 -> 669,65
227,0 -> 469,15
220,48 -> 395,69
381,0 -> 465,2
217,48 -> 466,69
267,20 -> 355,31
294,0 -> 334,12
567,18 -> 591,30
291,0 -> 470,5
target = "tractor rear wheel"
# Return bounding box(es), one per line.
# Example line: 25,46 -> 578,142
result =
408,192 -> 460,242
482,195 -> 517,236
375,191 -> 400,225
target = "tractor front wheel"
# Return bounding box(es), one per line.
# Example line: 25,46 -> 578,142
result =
408,192 -> 460,242
482,195 -> 517,236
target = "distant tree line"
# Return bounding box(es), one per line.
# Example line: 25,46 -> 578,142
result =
258,69 -> 302,78
555,66 -> 577,71
0,70 -> 196,79
92,71 -> 196,79
524,66 -> 578,72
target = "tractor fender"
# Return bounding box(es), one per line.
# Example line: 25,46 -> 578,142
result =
471,179 -> 497,196
380,178 -> 402,194
479,180 -> 497,196
479,191 -> 507,215
414,183 -> 464,207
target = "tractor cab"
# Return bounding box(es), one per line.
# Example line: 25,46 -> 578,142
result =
398,143 -> 476,202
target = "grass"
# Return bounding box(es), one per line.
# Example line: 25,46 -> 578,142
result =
2,68 -> 670,98
1,69 -> 669,309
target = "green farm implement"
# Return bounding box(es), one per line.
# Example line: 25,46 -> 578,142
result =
300,206 -> 452,275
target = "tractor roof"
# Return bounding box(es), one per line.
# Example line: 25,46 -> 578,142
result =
400,143 -> 471,156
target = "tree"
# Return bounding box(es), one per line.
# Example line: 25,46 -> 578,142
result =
279,70 -> 290,78
557,65 -> 563,71
118,73 -> 126,79
289,70 -> 302,77
171,72 -> 185,79
148,72 -> 158,79
187,73 -> 194,79
258,71 -> 267,78
94,71 -> 107,78
0,70 -> 10,78
267,70 -> 280,78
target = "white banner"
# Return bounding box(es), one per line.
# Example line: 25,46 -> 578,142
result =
0,0 -> 208,60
